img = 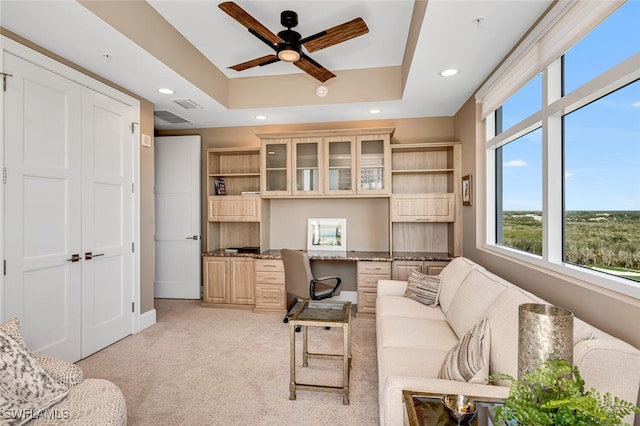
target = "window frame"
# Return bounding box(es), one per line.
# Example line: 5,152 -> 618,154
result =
482,53 -> 640,300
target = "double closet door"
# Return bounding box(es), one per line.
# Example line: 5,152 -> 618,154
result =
3,53 -> 135,362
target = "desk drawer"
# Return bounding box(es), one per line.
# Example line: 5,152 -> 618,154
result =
357,274 -> 389,289
255,259 -> 284,272
357,289 -> 377,314
357,261 -> 391,276
255,271 -> 284,285
255,284 -> 286,310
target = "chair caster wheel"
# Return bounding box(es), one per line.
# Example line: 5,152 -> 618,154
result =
283,317 -> 289,324
295,325 -> 301,333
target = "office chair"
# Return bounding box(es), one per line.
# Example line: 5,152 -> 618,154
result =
281,249 -> 342,324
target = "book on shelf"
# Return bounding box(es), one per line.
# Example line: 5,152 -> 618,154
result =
214,178 -> 226,195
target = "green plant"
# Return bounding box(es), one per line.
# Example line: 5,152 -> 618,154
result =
488,360 -> 640,425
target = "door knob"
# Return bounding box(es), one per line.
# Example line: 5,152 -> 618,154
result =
66,254 -> 80,262
84,252 -> 105,260
186,236 -> 199,240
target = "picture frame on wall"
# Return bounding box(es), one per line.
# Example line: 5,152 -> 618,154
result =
462,174 -> 472,206
307,218 -> 347,252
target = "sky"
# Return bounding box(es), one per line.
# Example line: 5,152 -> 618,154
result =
499,1 -> 640,212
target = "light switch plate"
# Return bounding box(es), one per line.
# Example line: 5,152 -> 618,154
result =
141,134 -> 152,148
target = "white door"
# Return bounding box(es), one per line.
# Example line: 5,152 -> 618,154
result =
3,53 -> 83,361
154,136 -> 201,299
80,89 -> 134,358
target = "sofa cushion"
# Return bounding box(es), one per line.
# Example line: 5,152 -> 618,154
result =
376,296 -> 446,321
0,329 -> 69,425
446,269 -> 508,338
438,257 -> 483,314
404,270 -> 442,307
0,317 -> 28,348
377,317 -> 458,351
439,318 -> 491,384
483,287 -> 537,382
379,347 -> 449,381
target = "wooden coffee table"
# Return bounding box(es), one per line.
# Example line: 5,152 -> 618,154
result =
289,300 -> 352,404
403,390 -> 504,426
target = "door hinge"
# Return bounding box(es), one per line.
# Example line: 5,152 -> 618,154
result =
1,72 -> 13,92
132,242 -> 135,253
132,302 -> 135,313
131,122 -> 139,134
3,167 -> 6,184
131,183 -> 135,194
3,260 -> 6,276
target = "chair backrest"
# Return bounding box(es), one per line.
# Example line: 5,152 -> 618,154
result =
281,249 -> 314,300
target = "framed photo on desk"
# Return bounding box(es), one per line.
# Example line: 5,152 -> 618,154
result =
307,218 -> 347,252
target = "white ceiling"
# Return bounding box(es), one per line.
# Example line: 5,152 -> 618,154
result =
0,0 -> 552,130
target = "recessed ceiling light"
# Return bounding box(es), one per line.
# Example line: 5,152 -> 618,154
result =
369,109 -> 381,114
158,88 -> 174,95
439,69 -> 459,77
255,115 -> 267,120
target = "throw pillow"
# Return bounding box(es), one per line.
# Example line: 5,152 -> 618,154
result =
404,269 -> 442,307
0,317 -> 28,348
439,318 -> 491,383
0,329 -> 68,425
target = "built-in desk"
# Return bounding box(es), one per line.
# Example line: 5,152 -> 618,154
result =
201,250 -> 452,317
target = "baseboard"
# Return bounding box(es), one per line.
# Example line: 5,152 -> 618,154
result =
329,290 -> 357,304
139,308 -> 156,331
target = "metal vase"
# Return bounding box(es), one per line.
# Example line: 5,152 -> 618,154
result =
518,303 -> 574,378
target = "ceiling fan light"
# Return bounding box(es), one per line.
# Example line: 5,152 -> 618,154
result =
278,49 -> 300,62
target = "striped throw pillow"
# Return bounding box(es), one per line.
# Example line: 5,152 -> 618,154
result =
404,269 -> 442,307
439,318 -> 491,383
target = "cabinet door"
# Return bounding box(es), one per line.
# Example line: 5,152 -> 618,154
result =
357,134 -> 390,195
391,194 -> 455,222
391,261 -> 424,281
203,257 -> 229,303
208,195 -> 261,222
261,139 -> 291,196
425,261 -> 450,275
324,136 -> 356,195
292,137 -> 323,196
230,258 -> 255,305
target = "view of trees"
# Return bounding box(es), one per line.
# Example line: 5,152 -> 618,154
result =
500,211 -> 640,282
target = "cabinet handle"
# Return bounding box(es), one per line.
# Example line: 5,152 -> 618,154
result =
416,218 -> 432,221
84,252 -> 105,260
186,235 -> 199,240
264,264 -> 277,268
66,254 -> 80,262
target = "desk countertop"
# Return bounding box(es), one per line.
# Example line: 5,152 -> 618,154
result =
202,250 -> 452,262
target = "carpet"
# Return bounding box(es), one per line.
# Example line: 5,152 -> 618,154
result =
78,299 -> 380,425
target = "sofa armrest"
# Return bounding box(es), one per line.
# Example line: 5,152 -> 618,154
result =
381,376 -> 509,426
377,280 -> 408,297
34,353 -> 84,388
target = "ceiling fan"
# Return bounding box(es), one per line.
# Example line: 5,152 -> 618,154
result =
218,1 -> 369,83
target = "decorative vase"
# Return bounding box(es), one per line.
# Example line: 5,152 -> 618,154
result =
518,303 -> 573,378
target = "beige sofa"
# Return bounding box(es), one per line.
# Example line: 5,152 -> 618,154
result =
376,257 -> 640,426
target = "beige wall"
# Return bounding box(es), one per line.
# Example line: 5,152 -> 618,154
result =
454,96 -> 640,350
2,29 -> 156,314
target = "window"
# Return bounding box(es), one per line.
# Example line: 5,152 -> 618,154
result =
496,128 -> 543,256
563,80 -> 640,282
482,1 -> 640,295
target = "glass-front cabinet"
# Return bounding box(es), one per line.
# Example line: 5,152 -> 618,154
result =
261,138 -> 291,196
356,134 -> 391,195
324,136 -> 356,195
292,137 -> 322,196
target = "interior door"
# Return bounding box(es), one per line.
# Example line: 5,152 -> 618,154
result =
80,89 -> 135,358
154,136 -> 201,299
3,52 -> 83,361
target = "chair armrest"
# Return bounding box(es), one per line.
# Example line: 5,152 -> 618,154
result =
33,353 -> 84,388
310,276 -> 342,300
377,279 -> 408,296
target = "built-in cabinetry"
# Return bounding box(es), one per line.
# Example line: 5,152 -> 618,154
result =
206,148 -> 268,251
356,261 -> 391,318
254,259 -> 287,313
202,256 -> 255,308
258,128 -> 392,198
391,260 -> 450,281
390,143 -> 461,256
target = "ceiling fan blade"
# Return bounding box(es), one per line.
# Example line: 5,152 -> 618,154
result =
229,54 -> 279,71
302,18 -> 369,53
219,2 -> 282,46
294,54 -> 336,83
